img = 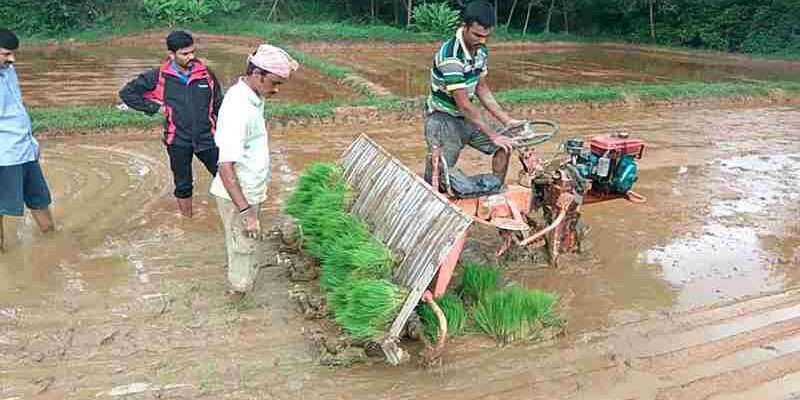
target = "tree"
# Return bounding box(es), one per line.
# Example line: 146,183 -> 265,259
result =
616,0 -> 664,40
506,0 -> 520,28
523,0 -> 541,35
545,0 -> 556,33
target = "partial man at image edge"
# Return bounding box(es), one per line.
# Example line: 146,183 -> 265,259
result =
424,0 -> 526,198
0,28 -> 55,252
209,44 -> 298,304
119,30 -> 224,218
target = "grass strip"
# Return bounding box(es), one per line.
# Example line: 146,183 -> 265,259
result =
30,81 -> 800,134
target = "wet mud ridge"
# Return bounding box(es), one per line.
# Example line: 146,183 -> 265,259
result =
597,289 -> 800,400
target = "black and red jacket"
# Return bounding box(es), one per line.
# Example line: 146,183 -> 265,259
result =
119,58 -> 223,151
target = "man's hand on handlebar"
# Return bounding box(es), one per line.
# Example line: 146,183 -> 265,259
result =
489,133 -> 514,153
505,119 -> 527,129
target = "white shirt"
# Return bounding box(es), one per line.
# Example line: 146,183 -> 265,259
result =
210,78 -> 270,205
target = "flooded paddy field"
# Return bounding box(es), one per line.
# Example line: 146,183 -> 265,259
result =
2,101 -> 799,399
14,36 -> 800,107
14,33 -> 359,107
305,42 -> 800,97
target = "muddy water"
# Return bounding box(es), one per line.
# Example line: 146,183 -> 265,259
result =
15,33 -> 358,107
1,104 -> 799,399
17,38 -> 800,107
308,43 -> 800,97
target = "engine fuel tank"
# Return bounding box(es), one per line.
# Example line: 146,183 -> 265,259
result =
590,136 -> 645,159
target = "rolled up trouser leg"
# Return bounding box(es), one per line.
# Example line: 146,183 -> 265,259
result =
216,197 -> 261,292
424,111 -> 467,188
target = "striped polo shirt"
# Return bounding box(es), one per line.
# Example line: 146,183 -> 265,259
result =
427,27 -> 489,117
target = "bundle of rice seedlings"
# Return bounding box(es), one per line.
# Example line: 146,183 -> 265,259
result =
307,210 -> 366,262
327,281 -> 353,316
285,162 -> 343,220
336,279 -> 408,342
472,287 -> 558,344
523,289 -> 559,326
348,239 -> 396,280
460,263 -> 500,302
418,293 -> 467,341
321,259 -> 353,294
320,230 -> 394,293
299,191 -> 350,258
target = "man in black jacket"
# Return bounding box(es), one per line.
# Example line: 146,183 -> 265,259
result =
120,31 -> 223,218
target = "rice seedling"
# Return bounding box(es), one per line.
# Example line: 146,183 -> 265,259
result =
522,289 -> 559,324
286,162 -> 405,343
335,279 -> 408,342
304,208 -> 363,260
418,293 -> 467,341
460,263 -> 500,303
472,287 -> 559,344
347,239 -> 396,280
285,162 -> 344,220
318,223 -> 371,292
298,192 -> 350,258
318,220 -> 394,293
327,281 -> 353,316
320,258 -> 353,294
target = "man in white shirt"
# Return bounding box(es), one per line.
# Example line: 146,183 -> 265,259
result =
210,44 -> 298,303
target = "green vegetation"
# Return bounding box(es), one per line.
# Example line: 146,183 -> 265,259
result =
419,263 -> 562,345
418,293 -> 467,341
142,0 -> 242,26
30,81 -> 800,135
411,3 -> 460,35
472,287 -> 560,343
286,162 -> 406,342
284,162 -> 342,219
9,1 -> 799,58
29,107 -> 162,133
197,20 -> 440,44
460,263 -> 500,302
334,279 -> 407,341
497,81 -> 800,105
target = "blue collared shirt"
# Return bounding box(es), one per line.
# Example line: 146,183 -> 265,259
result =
170,60 -> 192,85
0,65 -> 38,166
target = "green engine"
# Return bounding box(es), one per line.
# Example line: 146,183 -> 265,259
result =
563,134 -> 645,195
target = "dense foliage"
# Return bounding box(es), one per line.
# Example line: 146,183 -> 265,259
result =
4,0 -> 798,56
142,0 -> 241,26
411,2 -> 460,34
1,0 -> 104,34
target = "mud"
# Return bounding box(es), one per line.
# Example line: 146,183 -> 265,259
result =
2,97 -> 800,398
15,33 -> 358,107
17,38 -> 800,107
305,42 -> 800,97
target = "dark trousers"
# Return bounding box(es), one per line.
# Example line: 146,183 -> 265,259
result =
167,145 -> 219,199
